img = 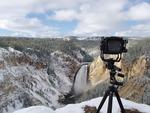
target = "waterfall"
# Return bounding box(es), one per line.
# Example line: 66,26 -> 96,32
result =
73,64 -> 89,95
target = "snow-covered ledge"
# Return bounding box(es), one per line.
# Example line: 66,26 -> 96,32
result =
13,97 -> 150,113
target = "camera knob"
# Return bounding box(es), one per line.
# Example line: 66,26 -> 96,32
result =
117,73 -> 124,78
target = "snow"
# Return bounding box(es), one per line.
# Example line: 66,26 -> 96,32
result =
13,106 -> 54,113
13,97 -> 150,113
50,51 -> 77,94
3,100 -> 23,113
74,50 -> 84,60
8,47 -> 22,55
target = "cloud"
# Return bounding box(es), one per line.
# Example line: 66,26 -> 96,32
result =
0,0 -> 88,16
50,1 -> 126,36
115,23 -> 150,37
71,0 -> 150,36
127,2 -> 150,21
0,18 -> 59,37
0,0 -> 63,37
0,0 -> 89,37
0,0 -> 150,37
73,0 -> 128,35
50,10 -> 78,21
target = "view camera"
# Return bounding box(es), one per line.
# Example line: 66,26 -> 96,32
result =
100,36 -> 128,54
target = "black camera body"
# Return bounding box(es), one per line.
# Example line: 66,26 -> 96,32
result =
100,36 -> 128,54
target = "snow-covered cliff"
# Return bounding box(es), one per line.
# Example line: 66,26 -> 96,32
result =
0,47 -> 80,113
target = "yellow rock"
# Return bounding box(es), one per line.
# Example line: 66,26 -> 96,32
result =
89,56 -> 121,86
128,55 -> 147,78
88,55 -> 147,86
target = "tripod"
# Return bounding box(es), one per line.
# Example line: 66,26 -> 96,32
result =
96,60 -> 125,113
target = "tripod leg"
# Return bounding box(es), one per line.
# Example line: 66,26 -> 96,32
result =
114,91 -> 125,113
96,90 -> 109,113
107,92 -> 113,113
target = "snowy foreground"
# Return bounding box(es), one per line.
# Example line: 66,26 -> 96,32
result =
13,97 -> 150,113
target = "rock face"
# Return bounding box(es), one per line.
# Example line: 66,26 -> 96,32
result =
119,76 -> 150,104
0,48 -> 80,113
88,56 -> 121,86
89,55 -> 148,83
85,55 -> 150,104
128,56 -> 147,78
89,57 -> 108,86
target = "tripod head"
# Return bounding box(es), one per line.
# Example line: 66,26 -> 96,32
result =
106,59 -> 124,86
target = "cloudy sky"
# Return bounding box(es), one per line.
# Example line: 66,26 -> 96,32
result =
0,0 -> 150,37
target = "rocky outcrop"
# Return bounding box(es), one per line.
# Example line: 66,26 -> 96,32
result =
84,55 -> 150,104
84,105 -> 97,113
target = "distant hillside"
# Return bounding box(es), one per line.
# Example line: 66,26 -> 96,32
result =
125,39 -> 150,61
0,37 -> 94,62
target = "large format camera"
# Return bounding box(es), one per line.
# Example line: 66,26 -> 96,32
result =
100,36 -> 128,54
100,36 -> 128,62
